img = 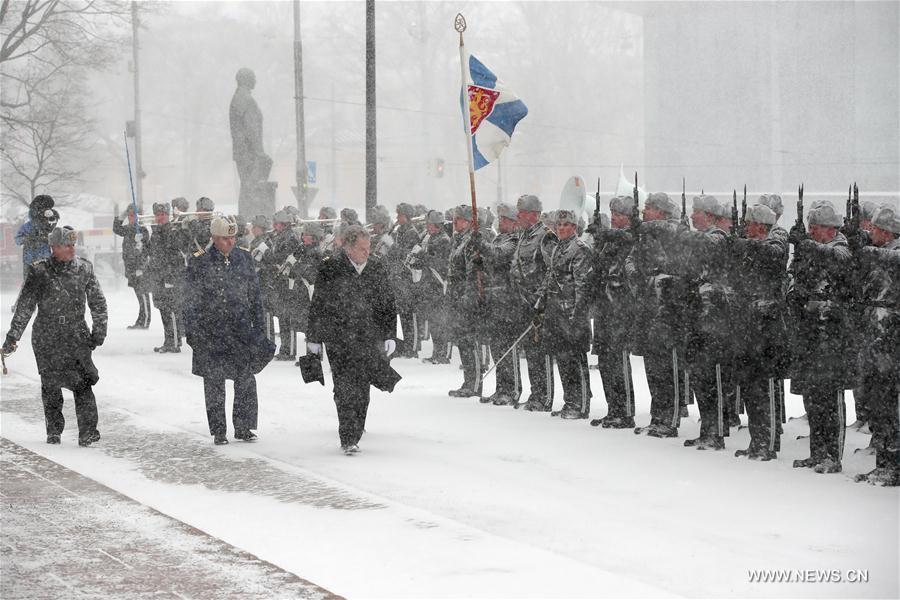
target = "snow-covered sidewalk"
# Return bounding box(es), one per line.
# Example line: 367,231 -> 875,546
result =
1,287 -> 897,598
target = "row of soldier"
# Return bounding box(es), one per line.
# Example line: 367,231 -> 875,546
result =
116,188 -> 899,486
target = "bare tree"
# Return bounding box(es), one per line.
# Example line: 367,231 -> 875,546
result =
1,70 -> 92,208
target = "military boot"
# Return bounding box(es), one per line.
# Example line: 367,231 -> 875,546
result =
647,424 -> 678,438
813,457 -> 842,474
854,467 -> 900,487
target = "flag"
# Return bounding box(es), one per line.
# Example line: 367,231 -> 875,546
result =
616,164 -> 646,203
462,55 -> 528,170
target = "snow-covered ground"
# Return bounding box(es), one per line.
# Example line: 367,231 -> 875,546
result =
1,285 -> 897,598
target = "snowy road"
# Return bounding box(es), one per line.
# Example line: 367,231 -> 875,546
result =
1,287 -> 897,598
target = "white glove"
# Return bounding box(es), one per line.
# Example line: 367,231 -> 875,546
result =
383,339 -> 396,356
306,342 -> 322,356
135,270 -> 143,277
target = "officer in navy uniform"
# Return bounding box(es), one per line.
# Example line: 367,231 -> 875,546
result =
184,217 -> 274,445
4,226 -> 107,446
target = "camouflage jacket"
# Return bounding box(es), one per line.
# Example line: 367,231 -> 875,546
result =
511,222 -> 550,309
539,235 -> 594,348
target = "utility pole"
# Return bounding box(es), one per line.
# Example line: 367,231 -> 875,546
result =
365,0 -> 376,222
130,1 -> 144,208
293,0 -> 310,217
330,81 -> 337,204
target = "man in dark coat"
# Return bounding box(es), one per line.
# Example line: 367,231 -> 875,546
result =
184,217 -> 275,445
4,226 -> 107,446
147,203 -> 184,353
590,196 -> 638,428
307,225 -> 398,455
788,200 -> 853,474
539,210 -> 594,419
113,205 -> 151,329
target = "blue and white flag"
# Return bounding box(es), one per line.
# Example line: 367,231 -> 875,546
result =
462,55 -> 528,170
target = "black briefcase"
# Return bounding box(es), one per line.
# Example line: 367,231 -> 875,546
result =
297,354 -> 325,385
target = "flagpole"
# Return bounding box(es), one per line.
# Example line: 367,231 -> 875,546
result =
455,13 -> 479,235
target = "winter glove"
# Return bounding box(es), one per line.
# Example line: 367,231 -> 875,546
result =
788,222 -> 808,245
88,331 -> 104,350
306,342 -> 322,356
2,335 -> 17,355
383,339 -> 396,356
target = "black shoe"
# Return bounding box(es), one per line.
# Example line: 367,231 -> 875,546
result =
792,456 -> 818,469
559,407 -> 588,420
127,323 -> 148,330
46,434 -> 61,444
734,447 -> 752,457
448,387 -> 481,398
747,448 -> 777,461
684,436 -> 704,447
480,392 -> 499,404
492,393 -> 517,406
234,430 -> 258,442
855,467 -> 900,486
78,431 -> 100,447
599,416 -> 635,429
519,399 -> 551,412
647,424 -> 678,438
813,457 -> 842,474
694,436 -> 724,450
342,444 -> 360,455
213,434 -> 229,445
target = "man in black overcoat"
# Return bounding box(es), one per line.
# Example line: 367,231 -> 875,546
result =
306,225 -> 399,455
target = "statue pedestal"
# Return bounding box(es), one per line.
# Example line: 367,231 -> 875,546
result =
239,181 -> 277,218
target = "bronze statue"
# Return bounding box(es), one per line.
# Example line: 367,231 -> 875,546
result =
230,68 -> 275,217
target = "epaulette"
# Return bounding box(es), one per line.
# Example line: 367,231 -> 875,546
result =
193,249 -> 206,258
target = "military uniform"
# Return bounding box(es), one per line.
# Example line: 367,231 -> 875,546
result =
447,220 -> 483,397
113,214 -> 151,328
590,210 -> 637,428
392,206 -> 425,357
264,217 -> 302,360
788,201 -> 854,473
539,217 -> 593,418
475,224 -> 522,404
409,213 -> 452,364
5,231 -> 107,445
511,218 -> 554,410
147,208 -> 186,352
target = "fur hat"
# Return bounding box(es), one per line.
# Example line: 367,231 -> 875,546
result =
477,207 -> 494,228
210,216 -> 238,237
371,205 -> 391,226
555,209 -> 579,225
340,207 -> 359,224
30,194 -> 54,218
48,225 -> 77,246
692,194 -> 719,214
872,205 -> 900,234
496,203 -> 517,220
426,210 -> 445,225
516,194 -> 542,212
152,202 -> 170,215
646,192 -> 677,217
396,203 -> 415,218
171,197 -> 189,212
745,204 -> 777,225
757,194 -> 784,217
273,210 -> 292,225
807,200 -> 843,227
860,200 -> 878,221
609,195 -> 635,215
196,196 -> 215,212
302,222 -> 325,239
251,214 -> 271,230
318,206 -> 337,220
454,205 -> 473,220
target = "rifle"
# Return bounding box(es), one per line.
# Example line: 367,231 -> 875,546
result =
631,172 -> 641,237
739,184 -> 747,237
731,190 -> 739,236
796,183 -> 804,230
680,177 -> 688,227
594,177 -> 601,232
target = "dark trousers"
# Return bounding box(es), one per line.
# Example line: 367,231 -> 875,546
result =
802,384 -> 846,462
457,338 -> 484,393
853,385 -> 869,425
41,380 -> 98,438
133,287 -> 151,327
489,326 -> 522,400
689,360 -> 726,438
328,347 -> 373,447
863,371 -> 899,470
597,345 -> 634,418
276,313 -> 296,358
523,329 -> 554,407
556,350 -> 592,416
155,292 -> 179,347
264,310 -> 276,343
399,310 -> 419,354
742,377 -> 781,452
644,347 -> 681,428
202,374 -> 258,436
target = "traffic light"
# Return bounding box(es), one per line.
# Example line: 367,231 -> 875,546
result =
435,158 -> 444,178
